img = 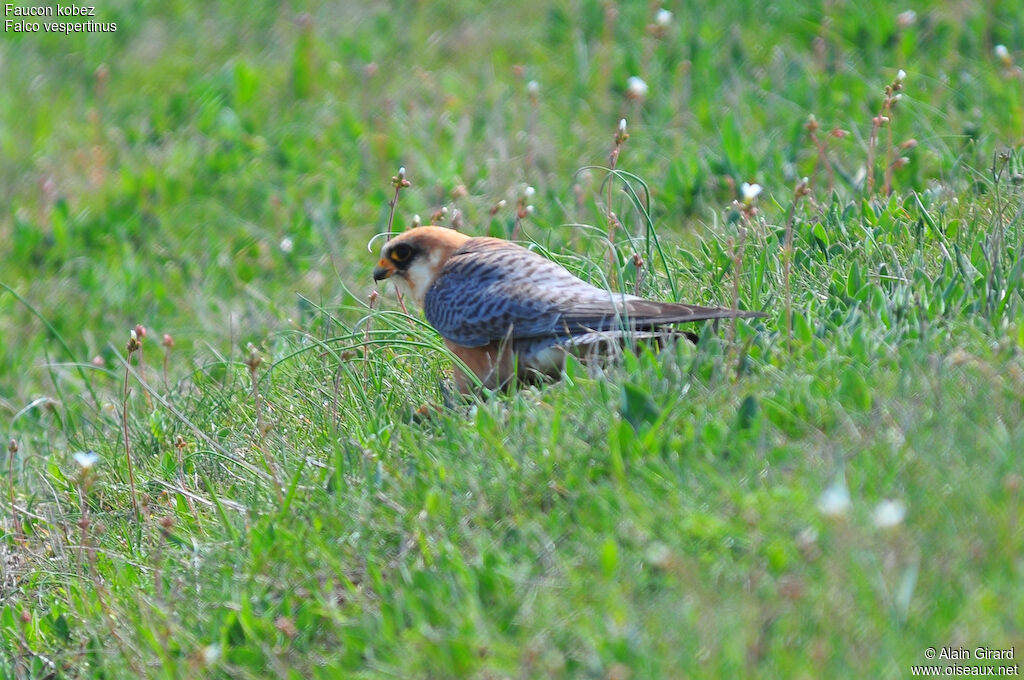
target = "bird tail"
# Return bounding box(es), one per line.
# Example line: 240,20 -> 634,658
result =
623,299 -> 767,325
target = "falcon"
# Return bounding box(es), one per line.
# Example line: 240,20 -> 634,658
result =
372,226 -> 765,391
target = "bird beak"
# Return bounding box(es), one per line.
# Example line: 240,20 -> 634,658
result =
373,258 -> 395,281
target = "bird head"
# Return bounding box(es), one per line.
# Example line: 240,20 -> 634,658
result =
373,226 -> 472,306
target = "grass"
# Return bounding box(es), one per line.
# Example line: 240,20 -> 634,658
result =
2,1 -> 1023,678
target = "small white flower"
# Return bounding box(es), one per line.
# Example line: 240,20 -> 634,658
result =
896,10 -> 916,28
655,8 -> 673,27
279,237 -> 294,253
619,118 -> 627,133
818,478 -> 851,517
626,76 -> 649,100
740,182 -> 763,203
873,499 -> 906,528
201,644 -> 221,665
73,451 -> 100,469
995,44 -> 1011,64
645,541 -> 672,568
526,80 -> 540,96
524,185 -> 536,198
896,68 -> 907,82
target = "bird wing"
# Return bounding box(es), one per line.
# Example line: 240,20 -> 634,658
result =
424,238 -> 762,348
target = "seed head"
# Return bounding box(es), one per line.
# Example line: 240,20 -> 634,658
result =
246,344 -> 262,372
795,177 -> 812,198
392,167 -> 410,189
615,118 -> 629,145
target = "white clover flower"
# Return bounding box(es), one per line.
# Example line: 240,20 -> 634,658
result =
896,10 -> 916,28
740,182 -> 763,203
202,644 -> 221,665
626,76 -> 649,100
655,8 -> 673,27
279,237 -> 294,253
526,80 -> 540,96
873,499 -> 907,528
73,451 -> 100,469
818,478 -> 851,517
645,541 -> 672,568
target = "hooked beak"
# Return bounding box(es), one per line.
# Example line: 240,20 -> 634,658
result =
373,258 -> 395,282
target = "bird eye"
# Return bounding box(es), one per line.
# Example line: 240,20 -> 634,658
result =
390,244 -> 413,263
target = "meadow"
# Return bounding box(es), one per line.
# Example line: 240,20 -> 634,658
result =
1,1 -> 1023,677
